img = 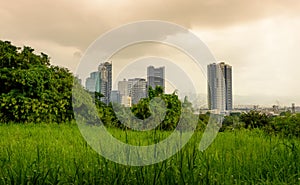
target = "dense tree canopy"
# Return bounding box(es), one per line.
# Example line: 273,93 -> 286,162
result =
0,40 -> 74,123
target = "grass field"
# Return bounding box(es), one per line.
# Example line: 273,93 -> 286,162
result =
0,123 -> 299,184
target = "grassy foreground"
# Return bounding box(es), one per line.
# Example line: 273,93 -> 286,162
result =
0,123 -> 299,184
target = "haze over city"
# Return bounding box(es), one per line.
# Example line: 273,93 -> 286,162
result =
1,0 -> 300,106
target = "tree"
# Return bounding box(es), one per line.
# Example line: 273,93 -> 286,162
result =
268,113 -> 300,137
0,40 -> 74,123
128,86 -> 182,130
239,111 -> 271,129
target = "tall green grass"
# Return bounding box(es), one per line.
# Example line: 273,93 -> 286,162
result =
0,124 -> 299,184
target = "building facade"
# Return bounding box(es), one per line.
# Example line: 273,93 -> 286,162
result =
110,90 -> 121,104
128,78 -> 147,105
207,62 -> 232,112
147,66 -> 165,91
118,79 -> 128,97
118,79 -> 131,107
98,62 -> 112,105
85,61 -> 112,105
85,71 -> 100,93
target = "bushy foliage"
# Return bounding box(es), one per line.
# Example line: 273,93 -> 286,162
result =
266,113 -> 300,137
239,110 -> 271,129
94,86 -> 184,130
0,41 -> 74,123
219,111 -> 300,137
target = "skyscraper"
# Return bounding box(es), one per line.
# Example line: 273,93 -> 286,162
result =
98,61 -> 112,105
85,71 -> 100,93
118,78 -> 129,97
118,78 -> 131,107
110,90 -> 121,104
147,66 -> 165,91
207,62 -> 232,112
128,78 -> 147,105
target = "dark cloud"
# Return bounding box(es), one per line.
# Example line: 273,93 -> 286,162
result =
1,0 -> 299,51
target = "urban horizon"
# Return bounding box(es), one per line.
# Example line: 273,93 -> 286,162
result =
83,61 -> 298,112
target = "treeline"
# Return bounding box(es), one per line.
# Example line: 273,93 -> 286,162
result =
90,86 -> 197,131
0,41 -> 74,123
214,110 -> 300,138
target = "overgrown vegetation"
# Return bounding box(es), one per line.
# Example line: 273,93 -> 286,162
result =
0,124 -> 299,184
218,110 -> 300,138
93,86 -> 194,131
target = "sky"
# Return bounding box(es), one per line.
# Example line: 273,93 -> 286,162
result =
1,0 -> 300,107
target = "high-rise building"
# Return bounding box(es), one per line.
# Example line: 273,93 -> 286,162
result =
98,62 -> 112,105
207,62 -> 232,112
110,90 -> 121,104
118,79 -> 131,107
85,71 -> 100,92
128,78 -> 147,105
85,62 -> 112,104
221,62 -> 232,111
118,79 -> 129,97
147,66 -> 165,91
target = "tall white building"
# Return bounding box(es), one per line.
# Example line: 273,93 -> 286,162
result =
207,62 -> 232,112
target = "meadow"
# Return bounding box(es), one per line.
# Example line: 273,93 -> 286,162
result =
0,123 -> 299,185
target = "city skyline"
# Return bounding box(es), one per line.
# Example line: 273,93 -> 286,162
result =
85,60 -> 297,109
1,1 -> 300,106
86,64 -> 166,106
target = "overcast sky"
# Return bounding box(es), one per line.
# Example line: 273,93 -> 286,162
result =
1,0 -> 300,107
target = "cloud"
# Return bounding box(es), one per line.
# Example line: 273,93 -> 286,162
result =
1,0 -> 300,51
193,16 -> 300,104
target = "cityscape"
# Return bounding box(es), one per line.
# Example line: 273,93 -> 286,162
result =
84,61 -> 298,116
1,1 -> 300,184
85,62 -> 165,107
